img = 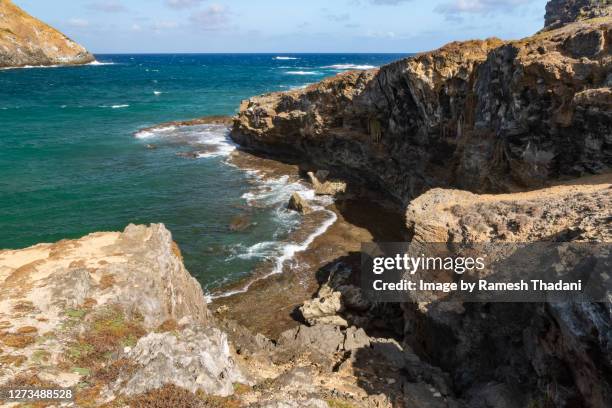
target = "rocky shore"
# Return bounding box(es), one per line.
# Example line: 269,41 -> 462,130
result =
1,1 -> 611,407
0,0 -> 94,68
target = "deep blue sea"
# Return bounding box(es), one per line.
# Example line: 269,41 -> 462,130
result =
0,54 -> 406,292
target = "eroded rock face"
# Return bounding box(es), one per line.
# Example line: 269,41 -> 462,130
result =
0,224 -> 219,403
403,177 -> 612,408
545,0 -> 612,29
233,20 -> 611,205
0,0 -> 94,68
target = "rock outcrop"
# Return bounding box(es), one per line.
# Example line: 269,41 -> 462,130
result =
0,224 -> 246,405
402,176 -> 612,408
231,1 -> 612,406
545,0 -> 612,29
233,15 -> 611,206
0,0 -> 94,68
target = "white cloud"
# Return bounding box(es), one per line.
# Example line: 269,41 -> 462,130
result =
189,4 -> 230,30
88,1 -> 127,13
67,18 -> 90,28
436,0 -> 532,18
165,0 -> 205,9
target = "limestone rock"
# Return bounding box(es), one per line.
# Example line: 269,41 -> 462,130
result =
300,286 -> 347,327
406,178 -> 612,243
307,171 -> 347,196
0,0 -> 94,68
288,192 -> 312,214
116,327 -> 248,397
0,224 -> 209,390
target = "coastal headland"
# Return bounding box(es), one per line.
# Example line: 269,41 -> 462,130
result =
1,0 -> 611,407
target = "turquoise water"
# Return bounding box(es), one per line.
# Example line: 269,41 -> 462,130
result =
0,54 -> 406,291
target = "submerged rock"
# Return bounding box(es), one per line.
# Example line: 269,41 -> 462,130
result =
229,213 -> 253,231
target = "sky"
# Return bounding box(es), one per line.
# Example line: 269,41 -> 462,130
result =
14,0 -> 549,53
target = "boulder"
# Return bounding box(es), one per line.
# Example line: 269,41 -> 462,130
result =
287,192 -> 312,214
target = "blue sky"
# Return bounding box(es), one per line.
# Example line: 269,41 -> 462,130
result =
14,0 -> 549,53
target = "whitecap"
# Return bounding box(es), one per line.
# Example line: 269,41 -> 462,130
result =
290,83 -> 312,90
194,127 -> 237,158
274,56 -> 298,60
322,64 -> 376,70
135,123 -> 236,158
207,173 -> 338,301
285,71 -> 320,76
208,207 -> 337,301
87,61 -> 116,66
134,125 -> 177,139
153,91 -> 162,95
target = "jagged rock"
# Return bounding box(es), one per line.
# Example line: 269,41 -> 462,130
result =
0,224 -> 211,402
288,192 -> 312,214
300,285 -> 346,327
0,0 -> 94,68
545,0 -> 612,29
300,263 -> 372,327
116,327 -> 248,397
278,324 -> 345,355
307,171 -> 347,196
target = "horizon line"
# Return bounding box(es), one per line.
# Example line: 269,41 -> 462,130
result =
92,52 -> 417,55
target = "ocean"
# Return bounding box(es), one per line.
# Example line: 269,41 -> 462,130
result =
0,53 -> 407,294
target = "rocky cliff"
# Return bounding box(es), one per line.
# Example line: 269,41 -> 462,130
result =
231,1 -> 612,407
233,11 -> 611,206
0,0 -> 94,68
404,176 -> 612,407
545,0 -> 612,29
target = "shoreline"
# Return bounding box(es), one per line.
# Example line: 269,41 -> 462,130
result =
130,117 -> 409,337
211,148 -> 407,337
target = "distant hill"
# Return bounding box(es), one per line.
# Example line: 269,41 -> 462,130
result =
0,0 -> 94,68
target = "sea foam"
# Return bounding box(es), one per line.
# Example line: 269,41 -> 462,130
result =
322,64 -> 376,70
208,173 -> 337,301
285,71 -> 321,76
